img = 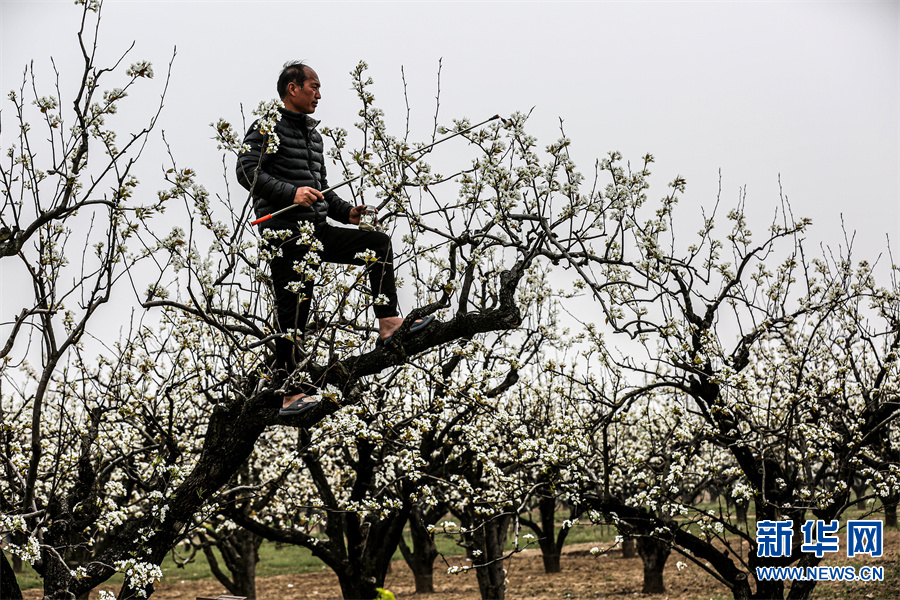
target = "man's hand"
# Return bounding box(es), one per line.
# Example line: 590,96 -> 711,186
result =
293,187 -> 324,207
348,205 -> 372,226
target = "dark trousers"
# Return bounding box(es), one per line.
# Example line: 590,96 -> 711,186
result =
263,221 -> 399,381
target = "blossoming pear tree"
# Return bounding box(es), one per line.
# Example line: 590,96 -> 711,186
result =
544,151 -> 900,600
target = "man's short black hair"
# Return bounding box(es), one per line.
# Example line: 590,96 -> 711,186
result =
277,61 -> 309,98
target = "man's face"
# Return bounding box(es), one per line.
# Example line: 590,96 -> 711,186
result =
284,67 -> 321,114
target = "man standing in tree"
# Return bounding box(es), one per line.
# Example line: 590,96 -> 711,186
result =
237,61 -> 432,416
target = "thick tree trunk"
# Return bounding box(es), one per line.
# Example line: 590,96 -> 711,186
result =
461,506 -> 511,600
520,496 -> 578,574
398,505 -> 439,593
231,506 -> 409,600
473,517 -> 509,600
536,495 -> 561,573
1,548 -> 24,600
734,499 -> 748,524
751,567 -> 787,599
731,572 -> 752,600
338,510 -> 410,600
202,527 -> 262,600
620,537 -> 636,559
883,497 -> 898,528
336,570 -> 379,600
785,578 -> 817,600
538,547 -> 561,573
325,513 -> 407,600
328,474 -> 411,600
413,571 -> 433,595
232,529 -> 261,600
852,482 -> 868,511
635,535 -> 670,594
42,497 -> 81,600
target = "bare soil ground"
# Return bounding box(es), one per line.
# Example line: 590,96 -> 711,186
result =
20,532 -> 899,600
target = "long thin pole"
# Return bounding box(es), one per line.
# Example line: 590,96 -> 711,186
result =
250,114 -> 501,226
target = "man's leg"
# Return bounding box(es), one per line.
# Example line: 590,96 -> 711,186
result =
316,224 -> 400,320
315,224 -> 431,341
264,225 -> 319,402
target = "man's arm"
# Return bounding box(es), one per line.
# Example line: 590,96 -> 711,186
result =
235,122 -> 296,209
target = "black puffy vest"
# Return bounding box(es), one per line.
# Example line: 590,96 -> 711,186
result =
236,107 -> 351,226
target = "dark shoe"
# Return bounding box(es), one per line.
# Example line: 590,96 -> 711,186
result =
409,314 -> 435,333
278,395 -> 320,417
376,315 -> 435,347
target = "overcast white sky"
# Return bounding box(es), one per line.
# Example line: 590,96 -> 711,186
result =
2,0 -> 898,262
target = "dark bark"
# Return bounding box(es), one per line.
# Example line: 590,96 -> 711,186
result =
884,498 -> 898,528
732,573 -> 752,600
199,528 -> 262,600
228,507 -> 408,600
307,276 -> 524,391
465,508 -> 511,600
536,495 -> 561,573
334,437 -> 413,600
1,547 -> 23,600
620,537 -> 636,559
635,535 -> 670,594
785,579 -> 816,600
852,481 -> 868,511
734,499 -> 748,525
332,505 -> 412,600
520,497 -> 582,574
778,552 -> 826,600
397,503 -> 442,593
